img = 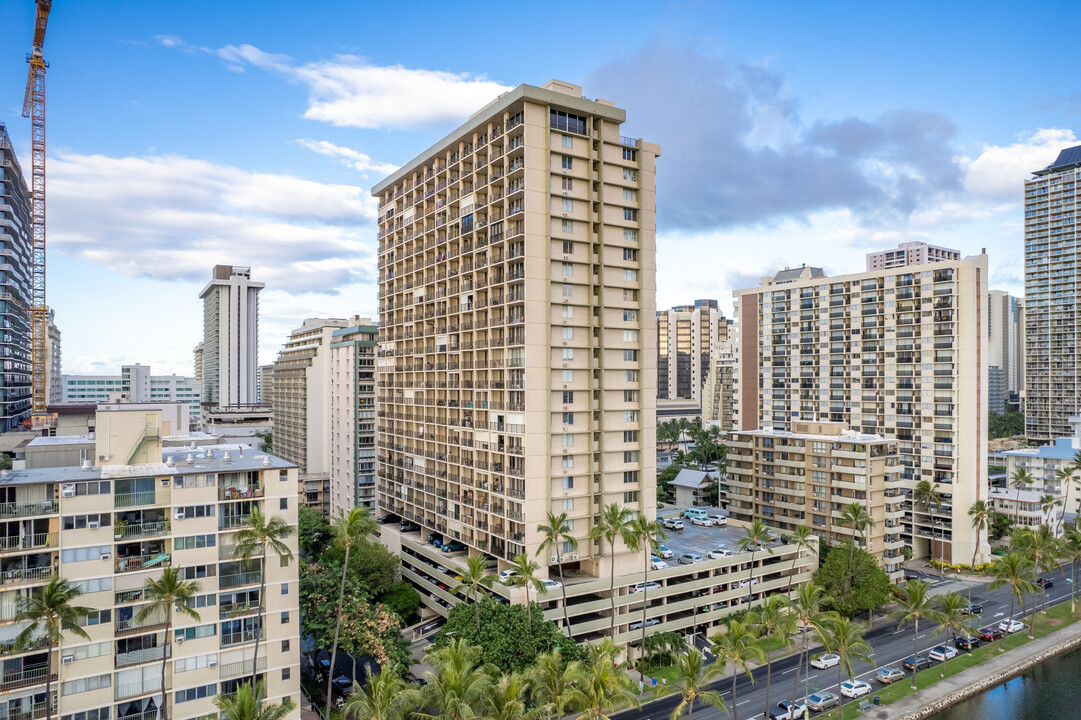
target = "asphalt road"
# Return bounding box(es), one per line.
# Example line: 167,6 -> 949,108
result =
614,565 -> 1078,720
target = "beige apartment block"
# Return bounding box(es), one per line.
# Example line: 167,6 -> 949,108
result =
329,319 -> 379,515
866,242 -> 961,272
727,422 -> 906,580
1,406 -> 300,720
657,300 -> 732,404
733,254 -> 990,565
701,340 -> 736,430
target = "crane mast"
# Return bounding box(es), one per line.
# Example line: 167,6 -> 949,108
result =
21,0 -> 52,421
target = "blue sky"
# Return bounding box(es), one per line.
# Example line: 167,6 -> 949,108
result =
0,0 -> 1078,375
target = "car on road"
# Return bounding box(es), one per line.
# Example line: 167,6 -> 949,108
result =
441,541 -> 467,553
810,652 -> 840,669
804,691 -> 838,711
875,666 -> 904,684
630,581 -> 662,593
979,626 -> 1004,642
678,553 -> 702,565
961,602 -> 984,615
498,569 -> 518,584
767,700 -> 807,720
955,635 -> 980,651
662,519 -> 685,531
840,680 -> 871,698
1037,577 -> 1054,589
650,556 -> 669,570
902,655 -> 932,671
540,579 -> 563,592
999,618 -> 1026,634
629,618 -> 660,631
708,548 -> 734,559
690,516 -> 714,527
658,544 -> 675,558
929,645 -> 958,662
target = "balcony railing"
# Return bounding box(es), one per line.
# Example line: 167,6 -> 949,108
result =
219,486 -> 264,501
219,515 -> 253,530
219,601 -> 262,619
0,565 -> 56,587
115,522 -> 169,540
115,643 -> 171,668
220,571 -> 262,589
115,677 -> 167,701
114,553 -> 171,573
115,492 -> 157,509
0,635 -> 48,656
221,628 -> 264,647
0,533 -> 57,551
115,617 -> 168,637
219,656 -> 266,680
0,501 -> 55,519
219,544 -> 262,561
0,666 -> 55,692
2,696 -> 56,720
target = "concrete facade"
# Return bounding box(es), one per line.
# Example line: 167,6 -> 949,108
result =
987,289 -> 1023,413
46,308 -> 61,408
0,122 -> 34,432
701,340 -> 735,430
62,365 -> 201,430
866,241 -> 961,272
657,300 -> 732,404
329,319 -> 378,515
199,266 -> 263,410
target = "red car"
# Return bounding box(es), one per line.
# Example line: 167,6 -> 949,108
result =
979,626 -> 1004,642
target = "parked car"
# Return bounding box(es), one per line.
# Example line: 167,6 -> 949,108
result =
1037,577 -> 1054,589
682,509 -> 710,521
427,533 -> 443,548
662,519 -> 685,531
629,618 -> 660,631
650,556 -> 669,570
961,602 -> 984,615
332,675 -> 354,699
979,626 -> 1004,642
441,541 -> 467,553
498,569 -> 518,584
902,655 -> 932,671
839,680 -> 871,698
690,517 -> 714,527
875,666 -> 904,684
766,529 -> 780,540
657,544 -> 675,558
810,652 -> 840,669
707,513 -> 728,526
999,618 -> 1026,634
399,521 -> 420,532
804,691 -> 838,711
631,581 -> 662,593
376,514 -> 399,525
708,548 -> 733,560
539,579 -> 563,592
955,635 -> 980,651
928,645 -> 958,662
678,553 -> 702,565
738,577 -> 760,588
767,700 -> 807,720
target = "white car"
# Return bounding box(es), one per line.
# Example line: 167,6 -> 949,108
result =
498,569 -> 518,584
999,618 -> 1026,634
768,700 -> 807,720
629,618 -> 660,631
690,517 -> 714,527
766,529 -> 780,540
630,581 -> 661,593
810,653 -> 840,670
707,513 -> 728,526
657,545 -> 674,559
650,556 -> 669,570
839,680 -> 871,698
540,579 -> 563,592
708,548 -> 734,560
738,577 -> 760,588
928,645 -> 958,662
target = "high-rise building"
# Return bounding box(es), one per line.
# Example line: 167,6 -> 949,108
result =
329,318 -> 378,514
199,265 -> 263,410
0,122 -> 33,431
62,364 -> 202,429
273,318 -> 351,515
656,299 -> 732,404
46,307 -> 61,407
1025,145 -> 1081,441
987,290 -> 1023,413
733,252 -> 990,565
866,241 -> 961,271
701,340 -> 736,430
258,364 -> 275,406
9,406 -> 301,720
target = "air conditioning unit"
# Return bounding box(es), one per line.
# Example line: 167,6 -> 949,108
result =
100,553 -> 111,560
88,520 -> 100,529
161,479 -> 170,487
61,655 -> 74,664
208,659 -> 217,667
61,484 -> 75,498
175,510 -> 185,520
176,636 -> 184,644
559,556 -> 566,562
571,554 -> 579,560
550,554 -> 558,562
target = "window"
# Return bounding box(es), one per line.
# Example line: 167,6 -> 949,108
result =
561,219 -> 574,233
623,188 -> 637,202
623,329 -> 639,342
67,641 -> 110,662
562,456 -> 574,469
623,147 -> 637,161
624,228 -> 638,243
623,470 -> 639,484
562,283 -> 574,298
561,198 -> 574,212
562,412 -> 574,425
562,240 -> 574,255
623,430 -> 639,442
562,498 -> 574,511
550,110 -> 587,134
282,583 -> 289,595
63,710 -> 109,720
79,609 -> 112,627
282,640 -> 291,652
281,556 -> 290,567
63,514 -> 111,530
176,624 -> 216,641
624,410 -> 638,422
175,654 -> 216,673
624,491 -> 640,503
562,326 -> 573,340
625,370 -> 639,382
562,540 -> 575,553
623,289 -> 638,301
176,684 -> 216,703
623,269 -> 638,282
562,434 -> 574,447
562,305 -> 573,319
281,611 -> 290,624
562,476 -> 574,489
177,505 -> 215,518
562,391 -> 574,404
623,309 -> 638,322
623,249 -> 638,261
623,390 -> 639,402
562,348 -> 574,361
62,545 -> 111,563
174,534 -> 216,550
624,350 -> 639,361
561,155 -> 573,169
562,369 -> 574,382
283,668 -> 292,681
72,577 -> 111,595
623,168 -> 638,182
562,262 -> 574,276
279,497 -> 288,510
624,451 -> 639,463
624,208 -> 638,221
280,470 -> 288,482
561,134 -> 574,148
62,674 -> 110,696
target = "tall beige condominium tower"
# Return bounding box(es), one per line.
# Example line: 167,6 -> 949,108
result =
329,318 -> 379,515
657,299 -> 732,403
733,254 -> 989,565
46,307 -> 61,407
273,317 -> 350,515
199,265 -> 263,409
866,241 -> 961,272
701,340 -> 736,429
374,80 -> 659,580
1025,145 -> 1081,441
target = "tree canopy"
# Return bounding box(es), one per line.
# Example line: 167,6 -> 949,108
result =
813,543 -> 892,617
990,411 -> 1025,439
297,505 -> 332,556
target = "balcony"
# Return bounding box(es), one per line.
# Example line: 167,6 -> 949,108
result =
221,628 -> 264,647
1,666 -> 56,692
0,533 -> 57,551
219,656 -> 267,680
0,564 -> 56,587
220,515 -> 253,531
115,677 -> 167,701
219,485 -> 264,501
115,492 -> 157,509
115,522 -> 169,540
1,695 -> 55,720
0,501 -> 55,518
115,553 -> 171,573
220,570 -> 262,589
115,644 -> 171,668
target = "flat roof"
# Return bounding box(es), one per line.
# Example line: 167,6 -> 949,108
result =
734,428 -> 894,445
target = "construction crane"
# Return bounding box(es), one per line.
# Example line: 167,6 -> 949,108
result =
21,0 -> 52,421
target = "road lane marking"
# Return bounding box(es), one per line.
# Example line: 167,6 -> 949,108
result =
781,667 -> 796,674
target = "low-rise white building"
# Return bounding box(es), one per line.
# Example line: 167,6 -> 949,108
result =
62,364 -> 201,429
989,486 -> 1065,534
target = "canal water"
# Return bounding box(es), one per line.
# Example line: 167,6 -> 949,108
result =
932,645 -> 1081,719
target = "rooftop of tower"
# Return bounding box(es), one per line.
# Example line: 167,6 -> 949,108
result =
1034,144 -> 1081,176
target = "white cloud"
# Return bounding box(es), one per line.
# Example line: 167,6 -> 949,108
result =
963,128 -> 1077,203
295,139 -> 398,176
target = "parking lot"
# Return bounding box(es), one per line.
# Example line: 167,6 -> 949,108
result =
656,507 -> 785,560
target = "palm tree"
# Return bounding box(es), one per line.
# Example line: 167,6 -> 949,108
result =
890,579 -> 937,690
628,515 -> 667,664
822,617 -> 873,720
787,582 -> 837,706
537,511 -> 577,633
840,501 -> 875,559
14,578 -> 93,720
710,619 -> 764,720
1014,524 -> 1060,618
1009,468 -> 1033,524
566,643 -> 640,720
590,503 -> 635,636
423,638 -> 495,720
968,500 -> 993,568
528,650 -> 578,720
452,555 -> 495,633
677,417 -> 690,454
214,680 -> 296,720
737,518 -> 774,607
668,648 -> 727,720
913,480 -> 943,573
931,592 -> 978,678
343,665 -> 420,720
233,508 -> 294,690
784,525 -> 816,595
748,594 -> 795,719
484,672 -> 531,720
137,568 -> 201,720
1040,494 -> 1062,527
506,553 -> 546,638
1063,520 -> 1081,612
988,551 -> 1036,652
1055,467 -> 1077,534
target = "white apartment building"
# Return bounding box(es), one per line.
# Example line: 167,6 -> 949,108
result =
734,253 -> 990,565
329,319 -> 378,515
987,290 -> 1023,413
1024,145 -> 1081,441
657,300 -> 732,404
866,242 -> 961,272
2,406 -> 300,720
62,365 -> 201,430
701,340 -> 736,430
199,266 -> 263,410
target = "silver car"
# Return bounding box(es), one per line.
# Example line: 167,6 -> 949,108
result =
678,553 -> 702,565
